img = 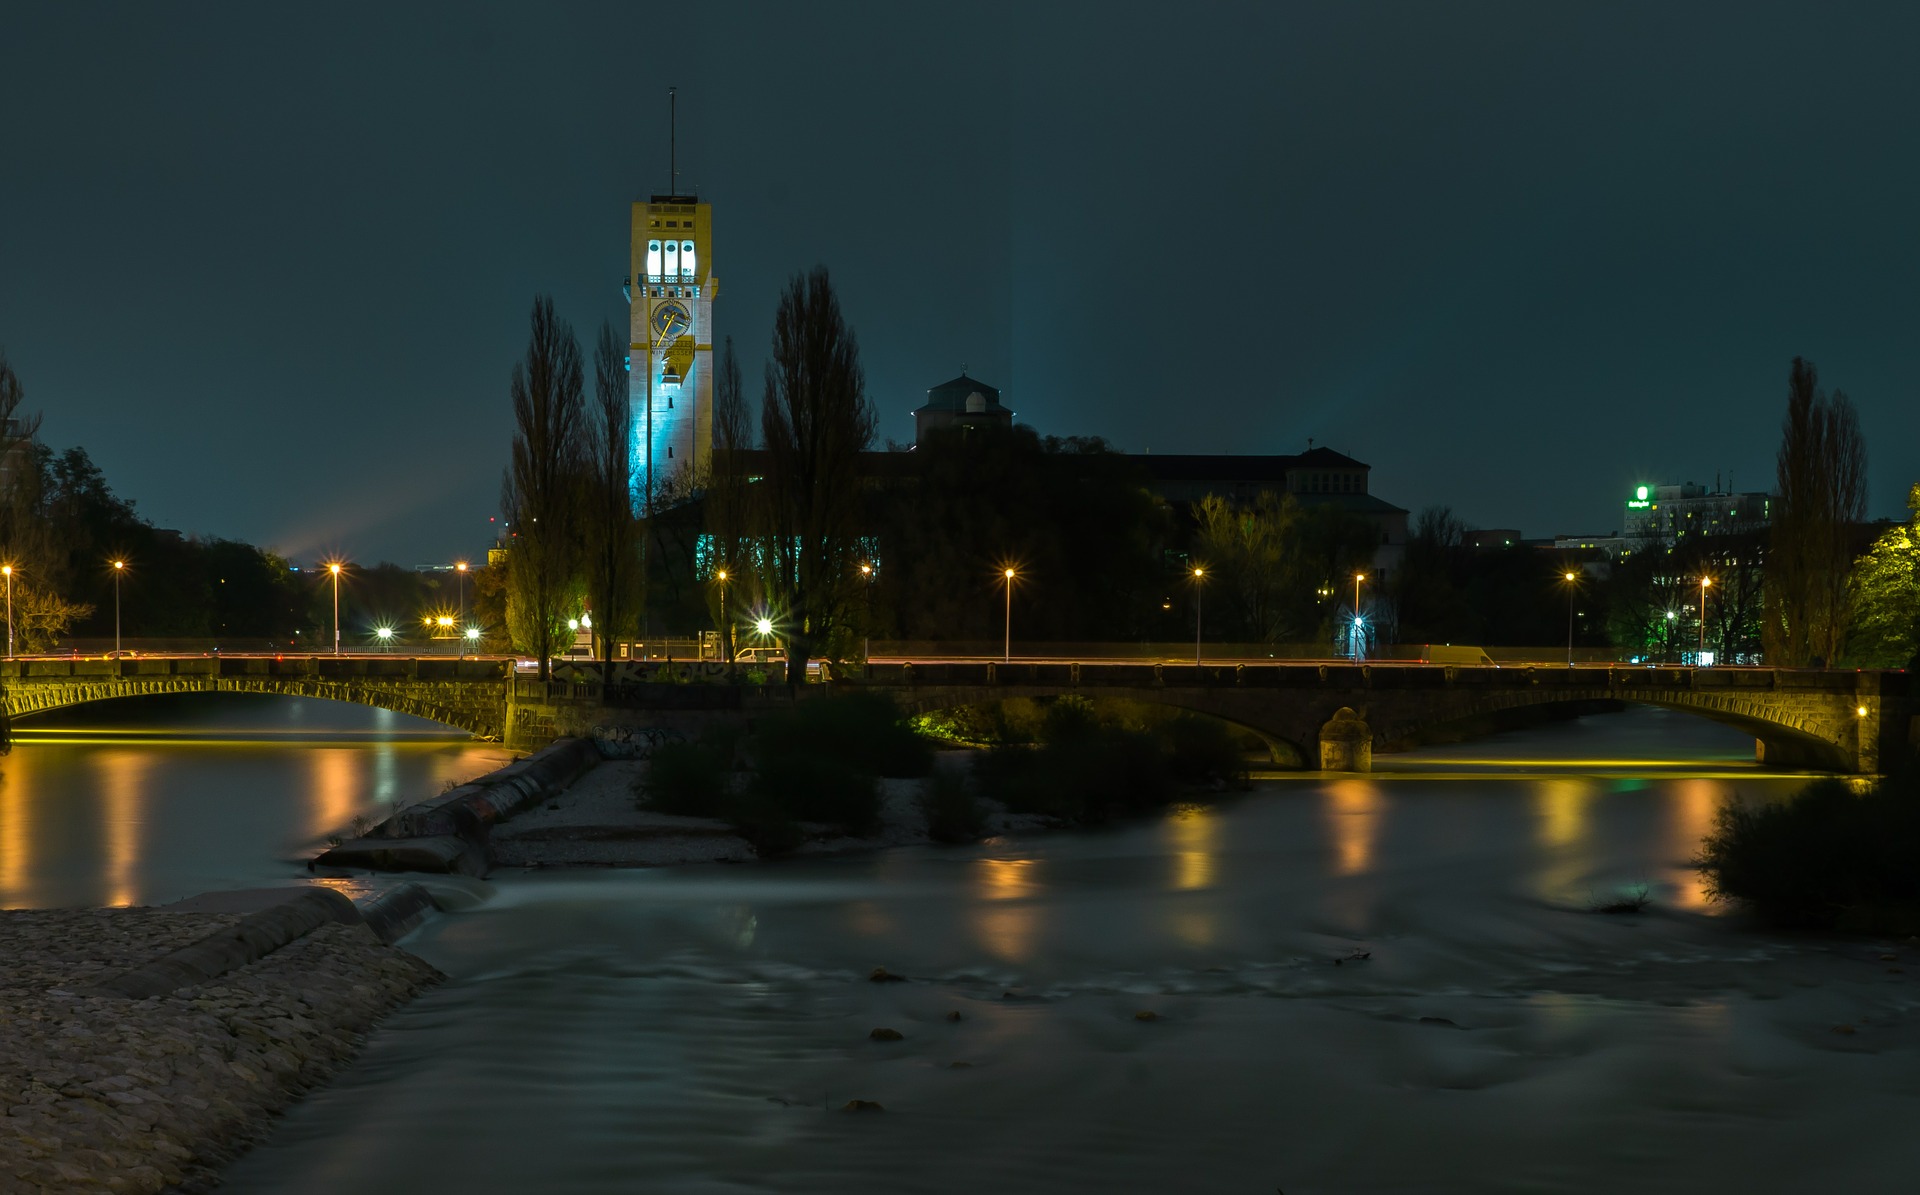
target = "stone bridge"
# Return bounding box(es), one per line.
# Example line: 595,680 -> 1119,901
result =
842,661 -> 1914,774
1,657 -> 515,741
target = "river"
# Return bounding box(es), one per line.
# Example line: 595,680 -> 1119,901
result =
0,693 -> 511,909
9,700 -> 1918,1192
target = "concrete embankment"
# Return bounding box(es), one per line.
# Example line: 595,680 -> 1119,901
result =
312,736 -> 601,875
1,889 -> 443,1194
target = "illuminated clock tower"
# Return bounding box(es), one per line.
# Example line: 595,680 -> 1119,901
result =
629,193 -> 715,510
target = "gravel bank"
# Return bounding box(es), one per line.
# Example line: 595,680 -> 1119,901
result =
1,907 -> 441,1193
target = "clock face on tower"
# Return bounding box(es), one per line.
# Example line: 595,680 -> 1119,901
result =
650,300 -> 692,342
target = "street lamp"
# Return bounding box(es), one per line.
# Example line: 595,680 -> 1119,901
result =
111,560 -> 126,658
1002,567 -> 1016,663
328,562 -> 343,656
1191,565 -> 1206,665
567,618 -> 580,661
465,626 -> 481,651
860,563 -> 874,663
716,568 -> 731,662
375,626 -> 394,652
1563,571 -> 1577,666
1352,572 -> 1366,662
1698,576 -> 1713,665
454,561 -> 468,652
2,564 -> 13,660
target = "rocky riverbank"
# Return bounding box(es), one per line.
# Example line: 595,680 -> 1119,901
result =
1,906 -> 440,1193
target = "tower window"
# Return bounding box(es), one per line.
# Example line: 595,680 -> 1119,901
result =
667,447 -> 674,458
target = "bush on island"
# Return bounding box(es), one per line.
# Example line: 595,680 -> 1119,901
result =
755,692 -> 935,779
746,750 -> 882,837
918,767 -> 989,843
637,738 -> 733,818
1695,772 -> 1920,933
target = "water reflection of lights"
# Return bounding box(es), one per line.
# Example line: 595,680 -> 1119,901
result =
0,768 -> 27,902
1534,777 -> 1601,902
974,857 -> 1039,962
308,749 -> 362,841
1324,780 -> 1382,876
1167,803 -> 1218,891
1669,779 -> 1723,910
977,857 -> 1039,899
98,750 -> 148,907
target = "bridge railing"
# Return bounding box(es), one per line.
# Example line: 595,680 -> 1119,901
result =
0,657 -> 511,682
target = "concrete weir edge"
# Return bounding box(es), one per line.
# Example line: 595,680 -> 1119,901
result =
311,736 -> 602,876
90,883 -> 447,999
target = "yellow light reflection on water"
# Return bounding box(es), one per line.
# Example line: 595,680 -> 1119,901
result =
307,748 -> 363,842
974,857 -> 1039,962
1167,803 -> 1218,891
1669,778 -> 1723,910
1323,779 -> 1382,876
97,750 -> 148,908
1533,776 -> 1601,902
0,767 -> 28,901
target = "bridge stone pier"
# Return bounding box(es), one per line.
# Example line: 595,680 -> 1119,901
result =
2,657 -> 513,741
849,661 -> 1915,774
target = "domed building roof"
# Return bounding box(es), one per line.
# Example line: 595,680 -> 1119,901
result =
916,373 -> 1004,413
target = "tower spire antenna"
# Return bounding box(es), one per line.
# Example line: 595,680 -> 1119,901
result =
669,86 -> 677,196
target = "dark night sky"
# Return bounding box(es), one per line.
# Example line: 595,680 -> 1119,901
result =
5,2 -> 1916,565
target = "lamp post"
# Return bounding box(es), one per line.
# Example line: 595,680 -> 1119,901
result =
465,626 -> 480,653
1698,576 -> 1712,665
328,563 -> 342,656
1563,571 -> 1577,666
455,561 -> 468,655
375,626 -> 394,652
1003,567 -> 1016,663
1192,565 -> 1205,665
716,569 -> 731,662
1352,572 -> 1366,662
1665,609 -> 1677,664
3,564 -> 12,660
112,560 -> 126,658
860,563 -> 874,663
567,618 -> 580,661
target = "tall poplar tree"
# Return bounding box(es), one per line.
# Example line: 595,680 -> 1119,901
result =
503,296 -> 586,681
584,321 -> 638,674
1765,357 -> 1866,667
759,268 -> 875,682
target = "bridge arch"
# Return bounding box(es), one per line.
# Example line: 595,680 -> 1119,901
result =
2,659 -> 510,742
845,662 -> 1903,774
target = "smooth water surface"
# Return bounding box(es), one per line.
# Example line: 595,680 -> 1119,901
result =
0,694 -> 511,908
220,709 -> 1920,1194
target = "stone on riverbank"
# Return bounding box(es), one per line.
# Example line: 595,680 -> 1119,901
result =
1,907 -> 441,1194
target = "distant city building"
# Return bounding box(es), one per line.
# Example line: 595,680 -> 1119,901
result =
1466,529 -> 1524,550
1623,482 -> 1770,546
627,192 -> 716,508
912,374 -> 1013,444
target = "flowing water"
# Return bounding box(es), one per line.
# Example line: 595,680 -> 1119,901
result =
10,700 -> 1919,1191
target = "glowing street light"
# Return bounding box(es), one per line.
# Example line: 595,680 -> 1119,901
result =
1191,565 -> 1206,665
465,626 -> 481,648
1563,571 -> 1578,666
327,562 -> 343,656
567,617 -> 580,660
2,563 -> 13,660
1698,576 -> 1713,665
111,559 -> 127,658
1352,572 -> 1366,662
860,562 -> 875,663
374,626 -> 395,652
1002,567 -> 1017,663
755,616 -> 773,636
716,568 -> 731,662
